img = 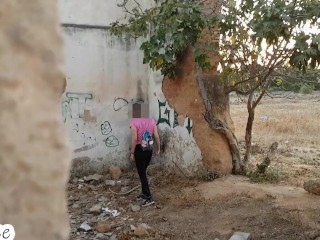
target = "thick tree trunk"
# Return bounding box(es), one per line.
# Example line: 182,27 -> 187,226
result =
163,48 -> 234,174
163,47 -> 244,174
199,71 -> 243,174
162,0 -> 244,175
197,0 -> 243,174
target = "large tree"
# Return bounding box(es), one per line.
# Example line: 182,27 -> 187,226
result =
111,0 -> 320,174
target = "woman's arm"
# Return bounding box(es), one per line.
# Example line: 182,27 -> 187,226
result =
153,126 -> 161,156
130,127 -> 137,161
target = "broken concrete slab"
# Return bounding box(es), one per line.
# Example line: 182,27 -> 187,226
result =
84,174 -> 103,182
79,221 -> 92,231
229,232 -> 250,240
89,204 -> 102,215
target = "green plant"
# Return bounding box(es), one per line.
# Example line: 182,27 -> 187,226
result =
110,0 -> 214,78
246,167 -> 288,184
299,84 -> 315,94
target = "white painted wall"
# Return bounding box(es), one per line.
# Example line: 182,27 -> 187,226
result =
59,0 -> 202,175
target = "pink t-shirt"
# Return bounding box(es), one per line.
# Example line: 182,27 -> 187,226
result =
130,118 -> 156,144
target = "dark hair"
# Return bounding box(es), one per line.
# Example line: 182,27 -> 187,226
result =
132,103 -> 141,118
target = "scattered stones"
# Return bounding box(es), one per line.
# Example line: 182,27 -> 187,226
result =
131,205 -> 141,212
134,225 -> 149,237
79,221 -> 92,231
95,233 -> 109,240
109,234 -> 117,240
110,165 -> 122,180
84,174 -> 103,183
120,186 -> 130,193
120,179 -> 130,186
90,204 -> 102,215
102,207 -> 121,217
98,196 -> 109,202
130,225 -> 136,231
139,223 -> 152,230
72,203 -> 79,209
96,223 -> 112,233
229,232 -> 250,240
96,233 -> 105,238
105,179 -> 129,187
105,180 -> 117,187
304,179 -> 320,195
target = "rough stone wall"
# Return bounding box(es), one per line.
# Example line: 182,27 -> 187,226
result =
0,1 -> 70,240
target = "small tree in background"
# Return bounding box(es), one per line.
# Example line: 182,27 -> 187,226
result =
111,0 -> 320,173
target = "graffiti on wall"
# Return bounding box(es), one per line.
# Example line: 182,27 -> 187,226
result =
157,99 -> 193,134
62,92 -> 94,122
71,122 -> 98,151
62,92 -> 121,149
101,121 -> 119,147
113,97 -> 144,112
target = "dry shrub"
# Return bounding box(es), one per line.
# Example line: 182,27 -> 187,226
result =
247,166 -> 288,184
168,189 -> 206,207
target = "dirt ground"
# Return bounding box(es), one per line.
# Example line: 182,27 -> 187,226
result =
68,92 -> 320,240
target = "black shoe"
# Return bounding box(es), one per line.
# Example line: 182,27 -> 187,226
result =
142,198 -> 155,207
136,194 -> 146,201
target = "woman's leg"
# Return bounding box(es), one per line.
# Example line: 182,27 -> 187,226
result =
134,145 -> 152,198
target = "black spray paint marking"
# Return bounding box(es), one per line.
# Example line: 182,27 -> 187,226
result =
101,121 -> 112,135
104,135 -> 119,147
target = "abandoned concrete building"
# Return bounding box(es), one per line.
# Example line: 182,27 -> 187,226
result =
59,0 -> 233,176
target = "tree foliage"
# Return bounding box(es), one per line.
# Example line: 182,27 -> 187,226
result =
111,0 -> 214,77
111,0 -> 320,79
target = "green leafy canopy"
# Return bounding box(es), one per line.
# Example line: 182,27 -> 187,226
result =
110,0 -> 320,78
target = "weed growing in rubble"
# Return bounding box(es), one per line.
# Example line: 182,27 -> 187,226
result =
247,167 -> 288,184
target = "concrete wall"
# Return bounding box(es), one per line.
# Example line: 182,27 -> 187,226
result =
59,0 -> 202,176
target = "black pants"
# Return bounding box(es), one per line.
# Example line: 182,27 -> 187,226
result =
134,144 -> 152,199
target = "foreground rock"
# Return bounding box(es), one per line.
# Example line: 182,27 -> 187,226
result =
229,232 -> 250,240
131,205 -> 141,212
132,223 -> 151,237
79,221 -> 92,231
90,204 -> 102,215
84,174 -> 103,183
134,226 -> 149,237
109,165 -> 122,180
96,223 -> 112,233
304,179 -> 320,195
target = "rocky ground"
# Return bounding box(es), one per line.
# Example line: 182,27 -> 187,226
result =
68,165 -> 320,240
68,92 -> 320,240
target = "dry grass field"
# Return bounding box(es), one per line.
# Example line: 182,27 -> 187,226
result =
231,92 -> 320,146
231,91 -> 320,186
